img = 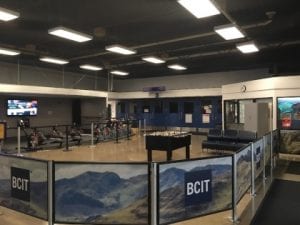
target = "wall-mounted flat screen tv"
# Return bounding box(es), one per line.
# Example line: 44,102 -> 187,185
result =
7,100 -> 38,116
278,97 -> 300,129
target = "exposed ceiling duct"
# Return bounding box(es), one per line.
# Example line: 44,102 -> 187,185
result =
0,0 -> 299,78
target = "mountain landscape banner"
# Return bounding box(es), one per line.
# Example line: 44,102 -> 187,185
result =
0,154 -> 48,220
158,156 -> 233,224
54,162 -> 149,224
253,138 -> 264,179
264,133 -> 272,177
279,130 -> 300,155
264,133 -> 272,163
236,145 -> 252,203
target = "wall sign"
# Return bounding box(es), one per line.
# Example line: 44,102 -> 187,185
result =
185,169 -> 212,206
11,167 -> 30,202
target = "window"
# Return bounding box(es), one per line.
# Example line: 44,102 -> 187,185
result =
201,100 -> 212,114
117,102 -> 126,113
143,105 -> 150,113
217,99 -> 222,114
169,102 -> 178,113
134,104 -> 137,114
129,103 -> 136,114
154,102 -> 163,113
184,102 -> 194,114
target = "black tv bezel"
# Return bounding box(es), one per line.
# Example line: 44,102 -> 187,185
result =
6,98 -> 38,117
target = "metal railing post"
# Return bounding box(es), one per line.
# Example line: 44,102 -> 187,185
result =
144,119 -> 146,136
263,136 -> 266,182
251,142 -> 256,196
139,120 -> 142,135
115,124 -> 119,143
151,163 -> 157,225
232,153 -> 239,222
48,161 -> 53,225
270,131 -> 274,179
127,120 -> 130,140
64,125 -> 69,151
17,126 -> 21,156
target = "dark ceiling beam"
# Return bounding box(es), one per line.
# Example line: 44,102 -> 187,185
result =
70,19 -> 272,61
108,39 -> 300,69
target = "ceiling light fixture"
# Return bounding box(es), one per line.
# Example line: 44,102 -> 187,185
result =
80,64 -> 102,71
236,41 -> 259,54
0,47 -> 20,56
0,6 -> 19,21
214,24 -> 245,40
142,56 -> 165,64
168,64 -> 187,70
48,26 -> 93,43
105,44 -> 136,55
110,70 -> 129,76
39,56 -> 69,65
177,0 -> 220,19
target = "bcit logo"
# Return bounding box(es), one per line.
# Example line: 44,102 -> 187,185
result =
11,167 -> 30,202
185,169 -> 212,206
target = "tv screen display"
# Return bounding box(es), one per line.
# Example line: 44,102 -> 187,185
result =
7,100 -> 38,116
278,97 -> 300,129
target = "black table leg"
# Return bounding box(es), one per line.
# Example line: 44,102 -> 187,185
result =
167,150 -> 172,161
147,149 -> 152,162
186,145 -> 190,159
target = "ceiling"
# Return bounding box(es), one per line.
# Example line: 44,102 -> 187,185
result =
0,0 -> 300,79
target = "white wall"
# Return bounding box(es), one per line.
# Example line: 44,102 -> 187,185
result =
0,61 -> 108,91
222,75 -> 300,129
81,98 -> 107,124
108,88 -> 222,100
114,69 -> 269,92
0,83 -> 107,98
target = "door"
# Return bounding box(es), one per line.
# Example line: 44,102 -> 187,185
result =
181,101 -> 194,127
153,100 -> 166,127
167,101 -> 181,127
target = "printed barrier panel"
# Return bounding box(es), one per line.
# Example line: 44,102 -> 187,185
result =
273,129 -> 279,153
235,145 -> 252,203
157,156 -> 233,224
0,154 -> 48,220
54,162 -> 150,224
279,130 -> 300,155
253,138 -> 264,179
265,133 -> 272,163
264,133 -> 272,177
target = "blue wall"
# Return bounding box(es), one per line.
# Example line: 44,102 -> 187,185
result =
116,97 -> 222,128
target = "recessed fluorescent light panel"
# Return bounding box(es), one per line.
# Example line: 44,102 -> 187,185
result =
168,64 -> 187,70
0,47 -> 20,56
0,6 -> 20,21
48,26 -> 92,43
142,56 -> 165,64
177,0 -> 220,19
214,24 -> 245,40
105,45 -> 136,55
39,57 -> 69,65
110,70 -> 129,76
236,41 -> 259,54
80,64 -> 102,71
